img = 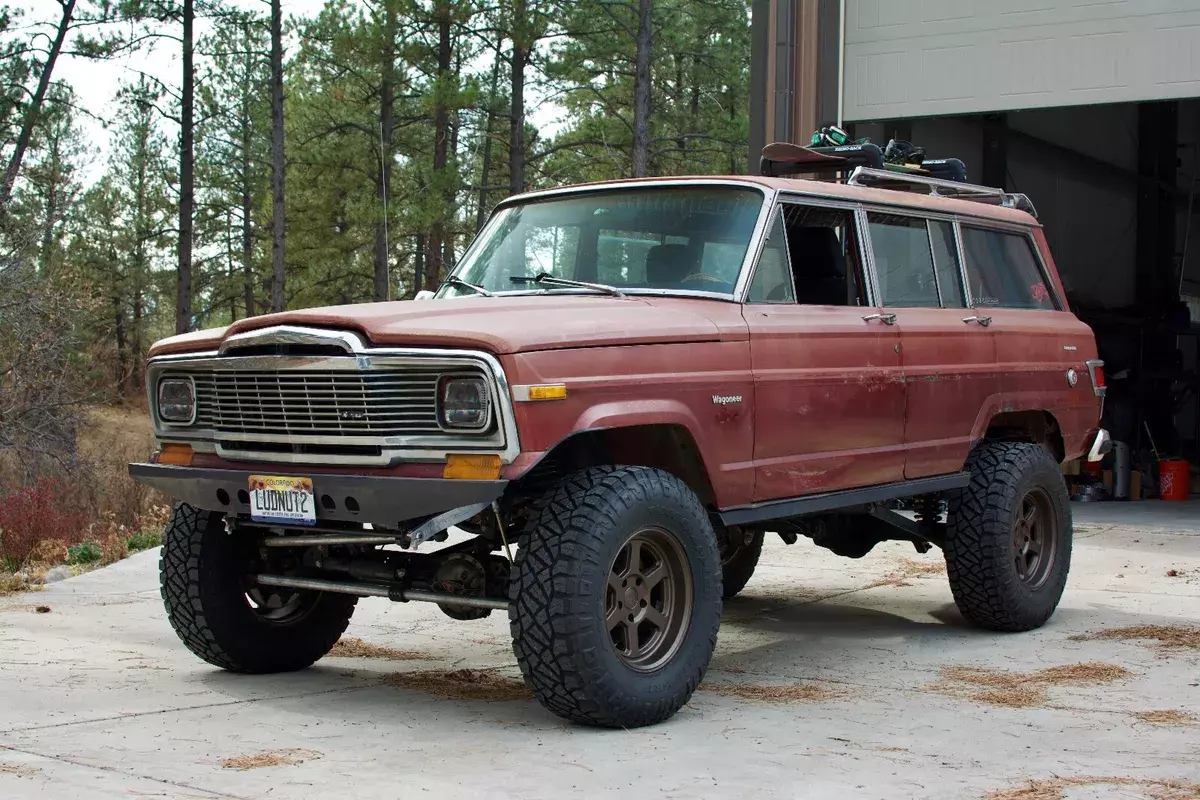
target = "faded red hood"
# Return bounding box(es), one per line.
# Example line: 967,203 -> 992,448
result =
149,295 -> 740,357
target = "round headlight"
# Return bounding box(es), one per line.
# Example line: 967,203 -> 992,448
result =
439,376 -> 490,430
157,377 -> 196,425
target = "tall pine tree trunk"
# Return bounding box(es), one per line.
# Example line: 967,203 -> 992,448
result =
0,0 -> 75,219
241,26 -> 255,318
176,0 -> 195,334
269,0 -> 286,313
476,35 -> 503,232
508,0 -> 528,197
241,106 -> 254,318
425,1 -> 453,292
374,1 -> 396,302
630,0 -> 653,178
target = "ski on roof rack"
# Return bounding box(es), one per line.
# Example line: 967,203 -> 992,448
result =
757,141 -> 1037,217
759,141 -> 969,183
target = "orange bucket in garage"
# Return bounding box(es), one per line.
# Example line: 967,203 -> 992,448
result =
1158,460 -> 1191,501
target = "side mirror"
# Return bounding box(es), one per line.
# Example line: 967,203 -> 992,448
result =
414,290 -> 435,301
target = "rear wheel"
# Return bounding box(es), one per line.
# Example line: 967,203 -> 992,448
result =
944,442 -> 1072,632
717,526 -> 763,599
509,466 -> 721,728
160,503 -> 356,672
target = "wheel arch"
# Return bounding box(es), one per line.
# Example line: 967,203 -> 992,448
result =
510,424 -> 718,508
982,409 -> 1066,464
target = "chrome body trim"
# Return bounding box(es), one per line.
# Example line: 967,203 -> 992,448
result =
147,326 -> 520,467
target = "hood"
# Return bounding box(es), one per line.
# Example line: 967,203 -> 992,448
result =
148,295 -> 738,357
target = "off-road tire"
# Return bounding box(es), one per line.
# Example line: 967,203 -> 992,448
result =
718,527 -> 763,599
160,503 -> 356,672
509,466 -> 722,728
945,442 -> 1072,632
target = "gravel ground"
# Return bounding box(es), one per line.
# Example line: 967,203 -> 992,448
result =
1,502 -> 1198,799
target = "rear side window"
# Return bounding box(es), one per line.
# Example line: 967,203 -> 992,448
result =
961,227 -> 1055,310
929,220 -> 965,308
867,213 -> 940,308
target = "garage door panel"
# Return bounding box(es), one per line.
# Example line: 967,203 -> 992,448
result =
845,1 -> 1200,120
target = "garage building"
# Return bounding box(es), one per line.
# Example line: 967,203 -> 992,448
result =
750,0 -> 1200,479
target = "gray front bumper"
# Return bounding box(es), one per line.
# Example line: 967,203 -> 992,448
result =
128,463 -> 507,525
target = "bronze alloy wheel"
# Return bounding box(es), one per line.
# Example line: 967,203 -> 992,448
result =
605,527 -> 693,671
245,586 -> 311,622
1011,486 -> 1058,590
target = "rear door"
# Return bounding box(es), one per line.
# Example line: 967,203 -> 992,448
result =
959,224 -> 1094,452
743,200 -> 907,501
863,210 -> 997,479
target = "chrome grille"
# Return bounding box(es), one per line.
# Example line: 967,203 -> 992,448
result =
174,369 -> 478,437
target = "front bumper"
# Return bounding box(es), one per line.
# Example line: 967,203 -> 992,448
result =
128,463 -> 506,525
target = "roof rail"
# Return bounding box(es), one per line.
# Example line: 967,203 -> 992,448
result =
848,167 -> 1038,218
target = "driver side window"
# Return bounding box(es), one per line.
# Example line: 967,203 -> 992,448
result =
748,202 -> 866,306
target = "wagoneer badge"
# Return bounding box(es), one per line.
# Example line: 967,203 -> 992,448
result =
712,395 -> 742,405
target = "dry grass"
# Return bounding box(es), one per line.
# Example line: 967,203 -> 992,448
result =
1134,710 -> 1198,726
869,557 -> 946,588
703,681 -> 842,703
0,573 -> 41,597
220,748 -> 321,771
0,763 -> 43,779
1071,625 -> 1200,651
935,662 -> 1133,708
986,775 -> 1200,800
382,669 -> 531,702
328,637 -> 431,661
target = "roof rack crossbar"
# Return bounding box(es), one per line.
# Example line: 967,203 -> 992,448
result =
847,167 -> 1038,217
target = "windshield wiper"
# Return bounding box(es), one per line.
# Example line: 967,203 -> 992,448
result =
509,272 -> 625,298
443,275 -> 493,297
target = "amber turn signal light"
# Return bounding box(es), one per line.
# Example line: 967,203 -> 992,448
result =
443,454 -> 502,480
156,443 -> 194,466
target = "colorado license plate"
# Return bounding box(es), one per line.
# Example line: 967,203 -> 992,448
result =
248,476 -> 316,526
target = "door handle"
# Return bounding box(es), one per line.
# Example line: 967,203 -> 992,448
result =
862,312 -> 897,325
962,315 -> 992,327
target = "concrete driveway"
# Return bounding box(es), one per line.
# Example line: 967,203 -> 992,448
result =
2,505 -> 1198,799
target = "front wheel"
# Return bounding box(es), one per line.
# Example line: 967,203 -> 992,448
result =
160,503 -> 356,672
944,442 -> 1072,632
509,467 -> 722,728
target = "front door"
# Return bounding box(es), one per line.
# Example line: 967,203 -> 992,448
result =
743,201 -> 907,502
863,211 -> 998,479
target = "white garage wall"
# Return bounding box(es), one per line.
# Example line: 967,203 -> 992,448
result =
844,0 -> 1200,122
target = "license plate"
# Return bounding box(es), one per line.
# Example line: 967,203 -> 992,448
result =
248,476 -> 316,526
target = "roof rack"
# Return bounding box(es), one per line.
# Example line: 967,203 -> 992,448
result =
847,167 -> 1038,217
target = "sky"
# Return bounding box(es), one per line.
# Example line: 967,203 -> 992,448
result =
14,0 -> 561,184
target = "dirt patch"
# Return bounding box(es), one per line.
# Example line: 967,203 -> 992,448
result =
869,557 -> 946,588
1134,710 -> 1198,726
220,748 -> 321,770
328,637 -> 431,661
935,662 -> 1133,708
704,681 -> 842,703
986,775 -> 1200,800
382,669 -> 531,702
0,763 -> 43,779
1071,625 -> 1200,651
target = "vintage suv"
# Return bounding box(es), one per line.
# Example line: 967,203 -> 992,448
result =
132,146 -> 1109,729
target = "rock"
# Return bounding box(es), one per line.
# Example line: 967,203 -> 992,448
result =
43,566 -> 73,584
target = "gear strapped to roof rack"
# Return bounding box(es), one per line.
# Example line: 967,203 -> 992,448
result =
758,140 -> 1036,217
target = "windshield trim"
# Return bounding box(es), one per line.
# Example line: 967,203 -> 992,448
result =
440,180 -> 776,302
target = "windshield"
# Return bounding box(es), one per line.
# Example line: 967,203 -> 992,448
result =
439,186 -> 765,299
